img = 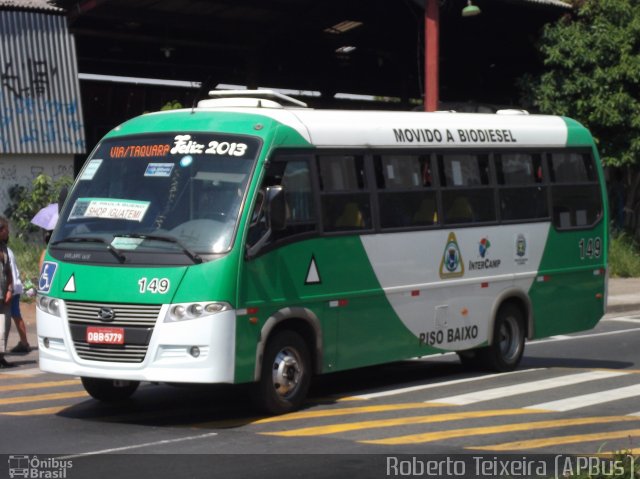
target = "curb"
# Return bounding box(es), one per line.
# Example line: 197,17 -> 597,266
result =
607,303 -> 640,315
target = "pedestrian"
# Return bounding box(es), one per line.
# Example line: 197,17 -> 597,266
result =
0,215 -> 15,368
7,245 -> 30,353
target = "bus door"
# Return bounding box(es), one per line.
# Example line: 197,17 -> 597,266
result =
238,155 -> 338,379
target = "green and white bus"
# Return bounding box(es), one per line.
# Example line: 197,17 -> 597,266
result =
36,91 -> 608,414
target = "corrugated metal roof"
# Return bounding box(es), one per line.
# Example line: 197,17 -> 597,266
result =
0,10 -> 85,154
0,0 -> 63,13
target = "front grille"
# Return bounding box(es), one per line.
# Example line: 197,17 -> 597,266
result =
72,342 -> 149,363
66,301 -> 162,363
66,301 -> 160,326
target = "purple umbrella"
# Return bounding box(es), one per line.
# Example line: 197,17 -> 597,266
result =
31,203 -> 59,230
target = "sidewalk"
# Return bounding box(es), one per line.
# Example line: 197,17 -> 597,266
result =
605,277 -> 640,314
5,278 -> 640,368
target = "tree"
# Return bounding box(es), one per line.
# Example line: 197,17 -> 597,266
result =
520,0 -> 640,235
4,174 -> 72,239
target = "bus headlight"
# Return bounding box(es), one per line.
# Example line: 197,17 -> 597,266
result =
37,294 -> 62,317
165,301 -> 231,322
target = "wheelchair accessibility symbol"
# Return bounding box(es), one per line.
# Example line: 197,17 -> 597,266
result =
38,261 -> 58,293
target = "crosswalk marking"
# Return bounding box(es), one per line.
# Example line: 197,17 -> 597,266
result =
0,367 -> 45,378
349,368 -> 542,400
260,409 -> 548,437
527,384 -> 640,411
253,402 -> 449,423
427,370 -> 627,405
470,428 -> 640,451
1,406 -> 70,416
3,365 -> 640,456
360,416 -> 640,445
0,379 -> 81,393
0,391 -> 88,406
191,403 -> 451,429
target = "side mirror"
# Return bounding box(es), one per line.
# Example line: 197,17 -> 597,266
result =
245,185 -> 287,259
266,185 -> 287,231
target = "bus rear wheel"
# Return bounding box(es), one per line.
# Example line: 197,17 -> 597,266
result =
81,377 -> 139,402
254,330 -> 311,415
478,303 -> 525,372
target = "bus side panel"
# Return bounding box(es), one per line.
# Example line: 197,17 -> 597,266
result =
529,226 -> 607,338
361,225 -> 550,354
237,236 -> 424,380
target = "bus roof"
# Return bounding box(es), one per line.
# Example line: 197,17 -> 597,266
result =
117,103 -> 591,149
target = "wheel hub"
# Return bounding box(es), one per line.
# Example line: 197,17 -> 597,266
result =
499,316 -> 521,361
272,348 -> 303,398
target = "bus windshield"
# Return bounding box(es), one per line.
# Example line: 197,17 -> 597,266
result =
52,133 -> 261,260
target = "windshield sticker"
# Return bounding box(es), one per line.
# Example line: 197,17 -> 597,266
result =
79,159 -> 103,181
110,144 -> 171,158
69,198 -> 150,222
111,237 -> 144,250
144,163 -> 174,177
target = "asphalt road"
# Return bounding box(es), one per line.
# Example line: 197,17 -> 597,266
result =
2,309 -> 640,479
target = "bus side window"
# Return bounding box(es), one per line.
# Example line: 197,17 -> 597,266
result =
439,153 -> 494,225
495,153 -> 548,221
318,155 -> 372,232
374,154 -> 437,229
247,157 -> 317,251
549,152 -> 602,230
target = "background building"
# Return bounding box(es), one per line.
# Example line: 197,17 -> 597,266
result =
0,0 -> 85,208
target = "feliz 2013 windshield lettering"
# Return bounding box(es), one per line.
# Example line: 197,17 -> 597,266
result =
171,135 -> 248,156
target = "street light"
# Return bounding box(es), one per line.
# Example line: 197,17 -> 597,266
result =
462,0 -> 481,17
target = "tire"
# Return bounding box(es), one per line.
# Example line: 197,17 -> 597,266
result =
477,303 -> 526,372
253,330 -> 311,415
81,377 -> 139,402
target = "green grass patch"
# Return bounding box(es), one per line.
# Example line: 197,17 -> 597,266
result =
609,233 -> 640,278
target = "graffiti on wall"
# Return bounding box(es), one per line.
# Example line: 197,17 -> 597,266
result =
0,158 -> 74,210
0,56 -> 85,153
1,57 -> 57,99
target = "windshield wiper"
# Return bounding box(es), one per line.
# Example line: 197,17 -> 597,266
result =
117,233 -> 203,264
50,236 -> 127,264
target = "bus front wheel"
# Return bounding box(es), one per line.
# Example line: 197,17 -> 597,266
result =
478,303 -> 525,372
254,330 -> 311,415
81,377 -> 139,402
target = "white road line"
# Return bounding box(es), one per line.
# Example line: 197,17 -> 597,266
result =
606,318 -> 640,324
57,432 -> 219,459
351,368 -> 543,400
526,384 -> 640,412
427,370 -> 628,405
528,327 -> 640,345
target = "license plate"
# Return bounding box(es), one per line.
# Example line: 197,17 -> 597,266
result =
86,326 -> 125,345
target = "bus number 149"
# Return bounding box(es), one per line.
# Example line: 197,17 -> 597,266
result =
578,237 -> 602,260
138,277 -> 170,294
